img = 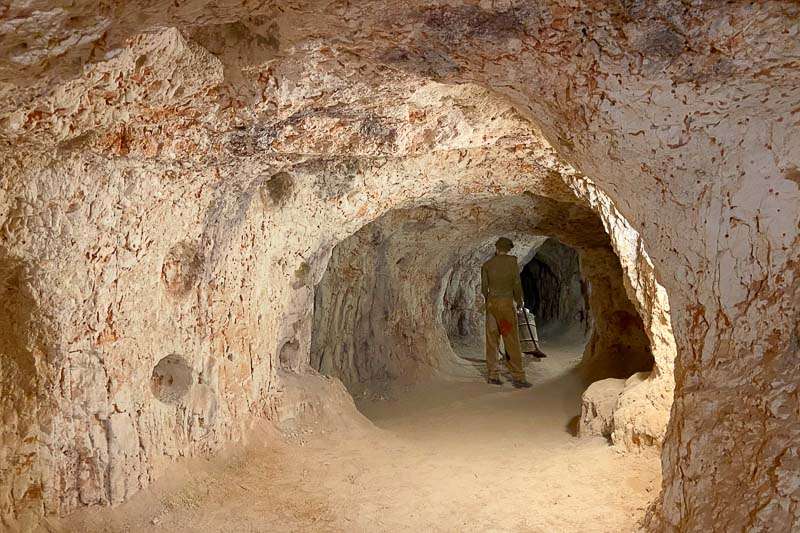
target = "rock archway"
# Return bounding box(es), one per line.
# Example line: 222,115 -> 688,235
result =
311,195 -> 659,392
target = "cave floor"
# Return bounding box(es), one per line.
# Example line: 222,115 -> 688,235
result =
53,331 -> 660,533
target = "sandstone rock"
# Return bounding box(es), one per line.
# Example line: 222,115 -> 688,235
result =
579,378 -> 626,439
612,372 -> 672,449
1,2 -> 798,531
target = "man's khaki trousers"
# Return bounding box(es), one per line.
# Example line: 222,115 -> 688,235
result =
484,297 -> 526,382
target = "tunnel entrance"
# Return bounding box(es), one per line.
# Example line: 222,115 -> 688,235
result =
311,197 -> 655,397
439,235 -> 653,388
519,238 -> 589,339
305,197 -> 666,530
442,236 -> 591,365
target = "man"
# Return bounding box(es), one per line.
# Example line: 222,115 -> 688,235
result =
480,237 -> 532,388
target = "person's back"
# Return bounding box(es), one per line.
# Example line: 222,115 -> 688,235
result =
481,254 -> 522,302
480,237 -> 531,388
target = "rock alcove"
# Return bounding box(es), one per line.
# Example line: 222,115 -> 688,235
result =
150,354 -> 194,405
1,2 -> 798,531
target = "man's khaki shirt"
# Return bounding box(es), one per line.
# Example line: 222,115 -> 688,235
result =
480,253 -> 523,306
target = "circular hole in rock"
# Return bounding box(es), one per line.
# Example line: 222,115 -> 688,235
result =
151,354 -> 194,404
259,171 -> 294,208
162,241 -> 201,297
279,339 -> 301,370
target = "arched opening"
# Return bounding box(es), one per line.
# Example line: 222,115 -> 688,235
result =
519,238 -> 588,338
442,237 -> 594,371
305,194 -> 668,529
310,193 -> 665,407
311,195 -> 657,392
3,69 -> 681,533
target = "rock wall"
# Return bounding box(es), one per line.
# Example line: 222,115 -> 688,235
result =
4,61 -> 623,525
2,0 -> 797,530
579,245 -> 655,382
0,153 -> 291,526
570,176 -> 678,453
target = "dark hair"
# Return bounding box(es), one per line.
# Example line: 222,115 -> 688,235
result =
495,237 -> 513,251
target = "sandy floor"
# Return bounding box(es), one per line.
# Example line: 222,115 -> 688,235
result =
51,333 -> 660,532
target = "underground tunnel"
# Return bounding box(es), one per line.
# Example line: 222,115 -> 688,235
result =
311,198 -> 656,399
1,2 -> 799,532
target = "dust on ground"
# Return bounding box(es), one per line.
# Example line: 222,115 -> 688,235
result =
49,331 -> 660,532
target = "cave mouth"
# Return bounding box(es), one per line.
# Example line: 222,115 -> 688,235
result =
311,196 -> 657,399
306,198 -> 665,528
520,239 -> 589,340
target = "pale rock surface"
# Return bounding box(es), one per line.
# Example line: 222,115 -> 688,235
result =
0,1 -> 798,531
613,371 -> 669,449
580,377 -> 626,439
580,371 -> 669,450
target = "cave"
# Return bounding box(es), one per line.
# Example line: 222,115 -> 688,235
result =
1,2 -> 798,532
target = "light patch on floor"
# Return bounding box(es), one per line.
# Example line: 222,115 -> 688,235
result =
51,332 -> 660,532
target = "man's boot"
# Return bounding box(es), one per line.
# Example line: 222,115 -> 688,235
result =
512,379 -> 532,389
488,377 -> 502,385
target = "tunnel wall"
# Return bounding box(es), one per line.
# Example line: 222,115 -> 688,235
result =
4,2 -> 797,530
3,69 -> 592,526
310,218 -> 446,394
579,246 -> 654,382
311,204 -> 548,393
0,146 -> 670,530
568,177 -> 678,453
0,155 -> 299,524
440,254 -> 483,341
